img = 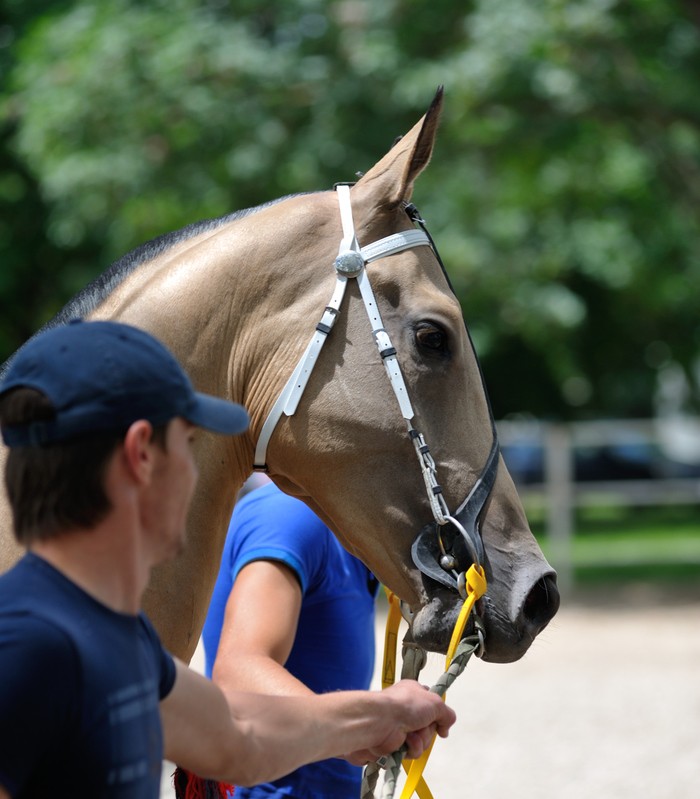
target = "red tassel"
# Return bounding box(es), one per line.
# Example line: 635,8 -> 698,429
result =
173,765 -> 234,799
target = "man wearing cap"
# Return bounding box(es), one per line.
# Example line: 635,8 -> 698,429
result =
0,320 -> 455,799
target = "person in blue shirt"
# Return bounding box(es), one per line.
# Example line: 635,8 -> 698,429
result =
202,479 -> 379,799
0,321 -> 455,799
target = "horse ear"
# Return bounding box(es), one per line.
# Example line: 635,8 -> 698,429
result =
353,86 -> 444,210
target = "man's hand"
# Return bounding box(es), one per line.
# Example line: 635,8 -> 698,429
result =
165,669 -> 455,786
342,680 -> 455,765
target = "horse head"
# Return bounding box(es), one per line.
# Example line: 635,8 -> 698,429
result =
0,89 -> 558,665
260,89 -> 559,662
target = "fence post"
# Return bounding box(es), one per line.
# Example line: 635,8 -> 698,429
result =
544,424 -> 574,595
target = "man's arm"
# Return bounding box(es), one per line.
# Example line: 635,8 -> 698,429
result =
161,660 -> 455,786
212,559 -> 311,699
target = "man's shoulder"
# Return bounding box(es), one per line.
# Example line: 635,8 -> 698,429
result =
0,603 -> 78,682
0,557 -> 80,660
0,554 -> 133,646
0,554 -> 78,615
0,555 -> 48,610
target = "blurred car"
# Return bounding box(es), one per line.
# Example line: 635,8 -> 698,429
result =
498,420 -> 700,486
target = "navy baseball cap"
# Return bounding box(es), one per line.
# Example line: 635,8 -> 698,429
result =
0,320 -> 249,447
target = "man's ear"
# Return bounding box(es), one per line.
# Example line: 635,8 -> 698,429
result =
122,420 -> 156,483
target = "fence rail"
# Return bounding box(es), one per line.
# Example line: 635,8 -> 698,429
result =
496,418 -> 700,593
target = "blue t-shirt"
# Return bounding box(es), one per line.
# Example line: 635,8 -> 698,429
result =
0,553 -> 176,799
203,482 -> 378,799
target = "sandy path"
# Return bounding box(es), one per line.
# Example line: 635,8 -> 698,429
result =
162,584 -> 700,798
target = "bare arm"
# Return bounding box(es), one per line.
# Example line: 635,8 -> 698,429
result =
161,660 -> 455,786
212,560 -> 312,699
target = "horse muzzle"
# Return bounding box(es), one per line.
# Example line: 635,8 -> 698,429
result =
408,566 -> 559,662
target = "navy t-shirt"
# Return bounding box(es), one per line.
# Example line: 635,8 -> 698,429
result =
202,482 -> 378,799
0,553 -> 176,799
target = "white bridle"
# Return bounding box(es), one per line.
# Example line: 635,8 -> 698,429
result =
253,183 -> 494,583
253,184 -> 429,468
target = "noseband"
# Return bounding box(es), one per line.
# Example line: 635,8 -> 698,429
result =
253,184 -> 500,596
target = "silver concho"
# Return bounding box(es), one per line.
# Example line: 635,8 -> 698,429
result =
334,250 -> 365,278
440,554 -> 458,571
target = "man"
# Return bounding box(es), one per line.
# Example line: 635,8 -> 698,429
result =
0,320 -> 454,799
202,480 -> 379,798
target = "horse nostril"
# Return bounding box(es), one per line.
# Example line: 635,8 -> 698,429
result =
523,573 -> 560,632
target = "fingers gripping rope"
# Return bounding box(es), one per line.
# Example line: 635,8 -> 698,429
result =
362,567 -> 487,799
361,634 -> 482,799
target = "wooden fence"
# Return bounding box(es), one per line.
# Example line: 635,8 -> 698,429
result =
496,418 -> 700,593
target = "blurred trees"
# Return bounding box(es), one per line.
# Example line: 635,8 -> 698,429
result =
2,0 -> 700,420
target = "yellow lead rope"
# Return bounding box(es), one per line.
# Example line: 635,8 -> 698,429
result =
381,589 -> 404,691
445,565 -> 487,664
381,564 -> 487,799
381,590 -> 434,799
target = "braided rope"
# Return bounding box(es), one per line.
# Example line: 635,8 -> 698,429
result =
361,633 -> 482,799
362,761 -> 381,799
399,644 -> 427,681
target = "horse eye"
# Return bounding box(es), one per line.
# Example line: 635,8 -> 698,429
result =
415,323 -> 448,354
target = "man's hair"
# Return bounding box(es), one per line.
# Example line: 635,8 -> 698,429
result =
0,387 -> 166,545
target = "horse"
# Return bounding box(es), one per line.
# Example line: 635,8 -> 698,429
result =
0,89 -> 559,665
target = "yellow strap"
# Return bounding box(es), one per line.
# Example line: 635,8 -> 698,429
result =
399,565 -> 488,799
382,589 -> 403,690
446,564 -> 487,665
400,741 -> 436,799
381,589 -> 435,799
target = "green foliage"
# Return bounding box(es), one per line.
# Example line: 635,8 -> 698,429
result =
2,0 -> 700,420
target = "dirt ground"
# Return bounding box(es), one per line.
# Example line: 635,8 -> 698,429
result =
161,582 -> 700,799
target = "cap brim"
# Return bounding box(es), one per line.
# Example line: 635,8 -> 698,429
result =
187,393 -> 249,436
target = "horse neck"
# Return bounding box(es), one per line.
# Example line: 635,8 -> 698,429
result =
95,195 -> 337,469
193,193 -> 343,436
132,198 -> 347,658
92,220 -> 279,482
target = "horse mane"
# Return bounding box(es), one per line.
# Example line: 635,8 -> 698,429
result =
0,194 -> 305,377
